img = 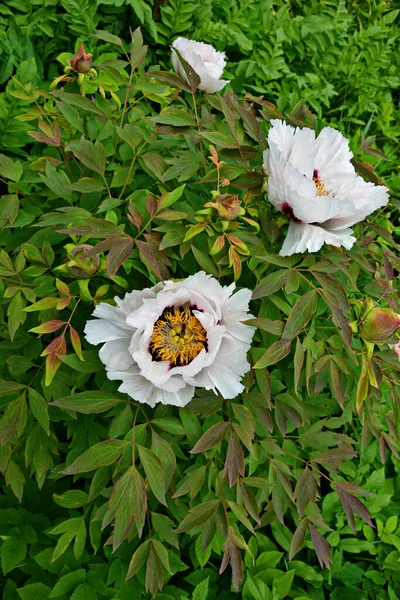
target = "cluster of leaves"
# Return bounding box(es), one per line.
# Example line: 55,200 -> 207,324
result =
0,6 -> 399,600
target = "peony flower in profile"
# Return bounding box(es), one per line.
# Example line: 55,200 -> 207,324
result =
263,120 -> 389,256
171,37 -> 229,93
84,272 -> 254,407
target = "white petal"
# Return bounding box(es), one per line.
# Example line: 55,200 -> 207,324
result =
92,302 -> 132,328
171,38 -> 227,94
314,127 -> 355,183
106,368 -> 155,405
198,78 -> 229,93
221,288 -> 255,343
99,339 -> 134,370
279,221 -> 356,256
84,319 -> 132,345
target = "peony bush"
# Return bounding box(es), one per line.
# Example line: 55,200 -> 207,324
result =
0,26 -> 399,599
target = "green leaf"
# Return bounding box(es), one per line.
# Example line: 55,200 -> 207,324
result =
61,440 -> 131,475
0,154 -> 23,182
56,101 -> 84,132
191,246 -> 219,278
175,500 -> 220,533
254,339 -> 292,369
7,291 -> 26,341
92,29 -> 125,48
59,352 -> 103,374
64,178 -> 105,193
29,388 -> 50,435
126,540 -> 151,580
151,417 -> 185,435
17,583 -> 51,600
252,270 -> 290,300
282,291 -> 318,340
70,584 -> 97,600
24,297 -> 61,312
53,490 -> 88,509
158,184 -> 186,210
70,138 -> 106,176
272,570 -> 295,599
138,445 -> 166,506
39,162 -> 73,203
190,422 -> 229,453
48,569 -> 86,598
0,194 -> 19,227
0,381 -> 26,399
51,391 -> 124,413
193,577 -> 209,600
1,538 -> 27,575
154,108 -> 196,127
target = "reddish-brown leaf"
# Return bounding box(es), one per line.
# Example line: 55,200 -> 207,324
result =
70,325 -> 84,361
309,523 -> 331,569
294,467 -> 317,518
289,520 -> 307,561
29,320 -> 66,335
223,431 -> 245,488
335,483 -> 374,533
106,237 -> 134,277
190,422 -> 229,454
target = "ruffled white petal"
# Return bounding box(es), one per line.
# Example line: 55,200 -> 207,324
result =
279,221 -> 356,256
85,272 -> 254,407
265,120 -> 389,254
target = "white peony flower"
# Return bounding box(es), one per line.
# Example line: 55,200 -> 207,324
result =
263,120 -> 389,257
171,37 -> 229,94
84,272 -> 254,408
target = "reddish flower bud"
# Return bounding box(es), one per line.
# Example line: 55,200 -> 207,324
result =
70,43 -> 93,74
360,308 -> 400,343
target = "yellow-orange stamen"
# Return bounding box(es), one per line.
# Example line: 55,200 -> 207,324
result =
313,170 -> 329,197
150,307 -> 207,366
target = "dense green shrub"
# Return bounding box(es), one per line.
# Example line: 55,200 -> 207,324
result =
0,2 -> 399,599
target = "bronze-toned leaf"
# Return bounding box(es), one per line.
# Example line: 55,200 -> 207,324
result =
190,422 -> 229,454
289,520 -> 307,561
223,431 -> 245,488
309,523 -> 331,569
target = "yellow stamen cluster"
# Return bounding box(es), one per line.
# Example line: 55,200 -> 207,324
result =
150,308 -> 207,366
313,171 -> 329,197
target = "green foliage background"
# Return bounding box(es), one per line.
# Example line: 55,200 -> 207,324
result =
0,1 -> 399,599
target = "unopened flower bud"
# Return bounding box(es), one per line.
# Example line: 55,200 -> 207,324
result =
70,43 -> 93,74
359,308 -> 400,343
67,244 -> 100,279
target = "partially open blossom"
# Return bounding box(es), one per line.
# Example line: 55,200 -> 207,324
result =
70,43 -> 93,74
359,308 -> 400,343
204,194 -> 243,220
263,120 -> 389,256
171,37 -> 229,93
84,272 -> 254,407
